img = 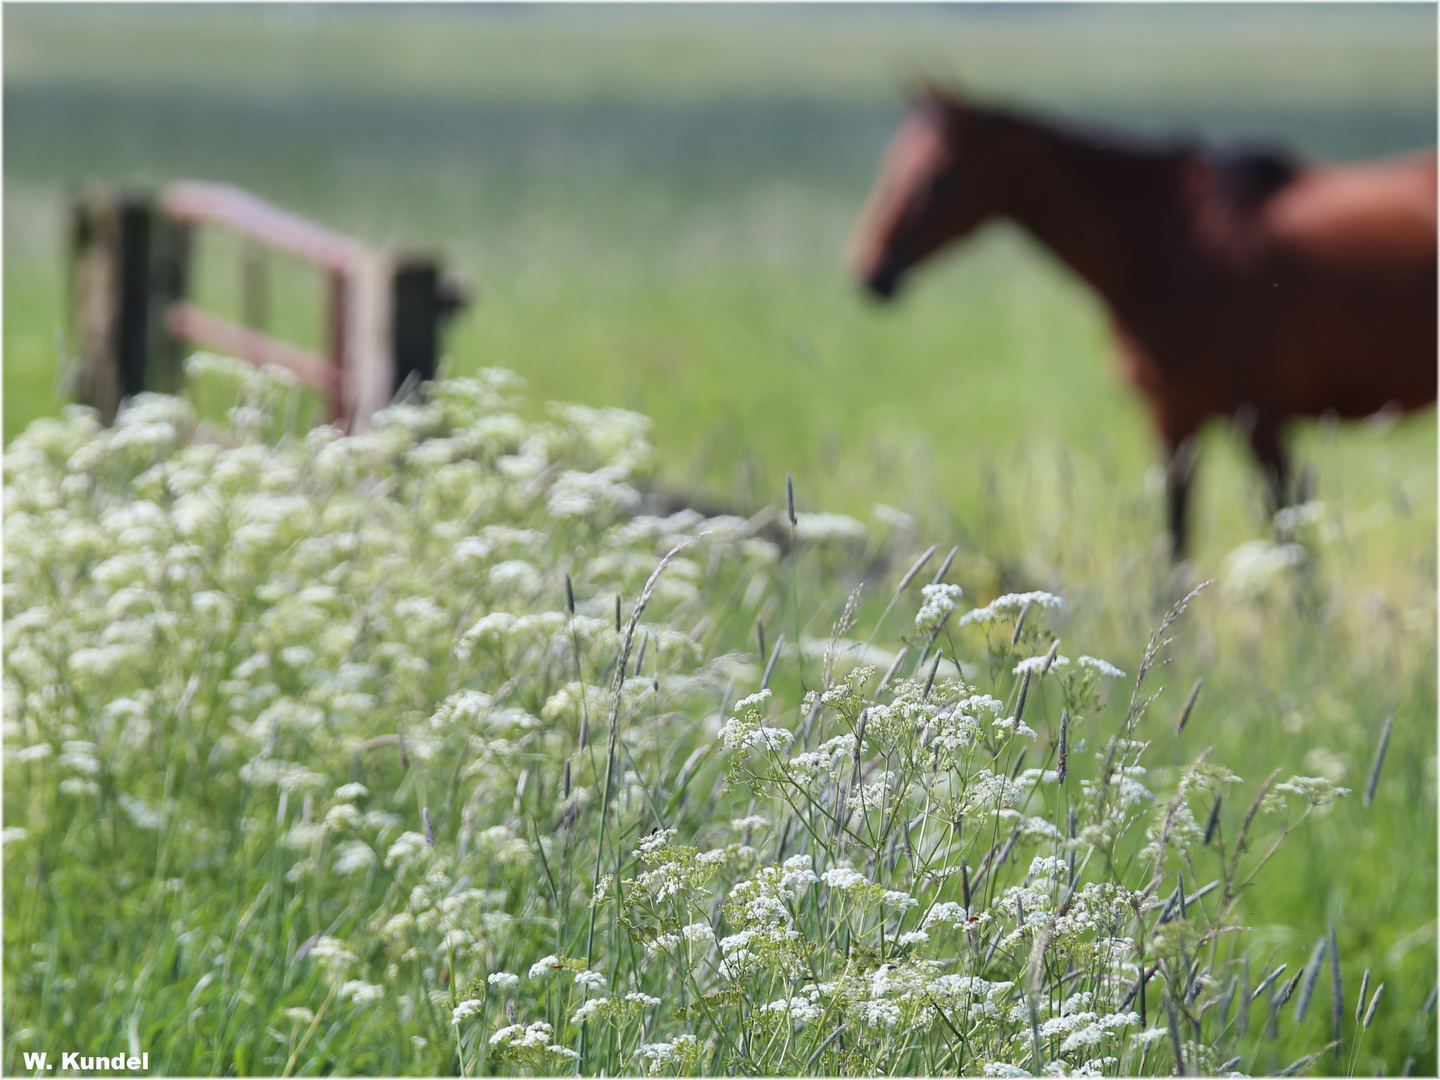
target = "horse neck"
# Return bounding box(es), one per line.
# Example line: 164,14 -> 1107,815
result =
989,114 -> 1187,316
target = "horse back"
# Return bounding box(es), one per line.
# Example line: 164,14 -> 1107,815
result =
1249,150 -> 1437,416
1262,151 -> 1436,269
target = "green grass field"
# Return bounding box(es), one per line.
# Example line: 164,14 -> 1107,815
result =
4,5 -> 1436,1076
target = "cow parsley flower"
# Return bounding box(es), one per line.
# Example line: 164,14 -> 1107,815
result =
1077,655 -> 1127,679
793,512 -> 867,543
821,867 -> 869,890
571,997 -> 609,1024
333,840 -> 377,875
383,831 -> 429,868
982,1064 -> 1033,1078
862,1000 -> 901,1027
915,583 -> 964,634
338,980 -> 384,1005
961,590 -> 1063,627
1013,654 -> 1070,676
763,996 -> 822,1024
485,1020 -> 519,1039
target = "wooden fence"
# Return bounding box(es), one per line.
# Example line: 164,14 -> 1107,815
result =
69,182 -> 467,431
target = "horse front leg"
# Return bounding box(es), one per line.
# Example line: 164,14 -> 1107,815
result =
1164,432 -> 1200,562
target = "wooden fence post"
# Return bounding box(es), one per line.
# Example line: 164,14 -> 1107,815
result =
389,255 -> 469,396
70,188 -> 157,421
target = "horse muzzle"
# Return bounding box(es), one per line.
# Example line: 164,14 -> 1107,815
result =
862,254 -> 907,301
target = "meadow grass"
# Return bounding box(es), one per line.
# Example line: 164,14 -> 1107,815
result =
3,362 -> 1427,1078
3,7 -> 1435,1075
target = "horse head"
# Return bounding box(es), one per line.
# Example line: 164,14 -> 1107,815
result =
848,85 -> 1002,300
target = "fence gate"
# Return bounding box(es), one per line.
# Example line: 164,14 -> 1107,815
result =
69,181 -> 468,431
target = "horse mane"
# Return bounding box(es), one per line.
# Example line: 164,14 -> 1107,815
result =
902,83 -> 1302,207
1203,142 -> 1302,208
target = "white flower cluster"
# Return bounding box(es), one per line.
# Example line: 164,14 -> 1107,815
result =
820,866 -> 870,890
633,1034 -> 700,1076
959,590 -> 1064,627
914,582 -> 964,634
3,364 -> 1330,1077
1077,655 -> 1127,679
718,689 -> 794,752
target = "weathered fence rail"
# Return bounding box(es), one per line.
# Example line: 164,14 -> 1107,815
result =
69,181 -> 467,431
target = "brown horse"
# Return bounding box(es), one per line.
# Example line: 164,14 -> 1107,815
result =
849,88 -> 1437,557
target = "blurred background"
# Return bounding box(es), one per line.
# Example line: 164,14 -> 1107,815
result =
6,4 -> 1435,553
5,6 -> 1436,1072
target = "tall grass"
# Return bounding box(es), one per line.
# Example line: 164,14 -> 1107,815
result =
4,360 -> 1430,1075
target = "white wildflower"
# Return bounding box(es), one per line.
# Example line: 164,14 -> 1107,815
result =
1222,539 -> 1305,598
873,504 -> 915,531
325,803 -> 364,832
571,997 -> 609,1024
862,1000 -> 901,1027
763,996 -> 822,1024
332,840 -> 377,875
1013,654 -> 1070,676
338,980 -> 384,1005
383,831 -> 429,869
780,854 -> 819,893
922,902 -> 970,930
961,590 -> 1062,627
307,936 -> 356,975
821,867 -> 869,890
982,1064 -> 1033,1078
793,512 -> 867,543
718,931 -> 753,954
1077,655 -> 1126,679
574,970 -> 607,991
1275,775 -> 1351,806
915,582 -> 965,633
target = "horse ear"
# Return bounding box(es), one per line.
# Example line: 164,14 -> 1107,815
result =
904,74 -> 966,109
